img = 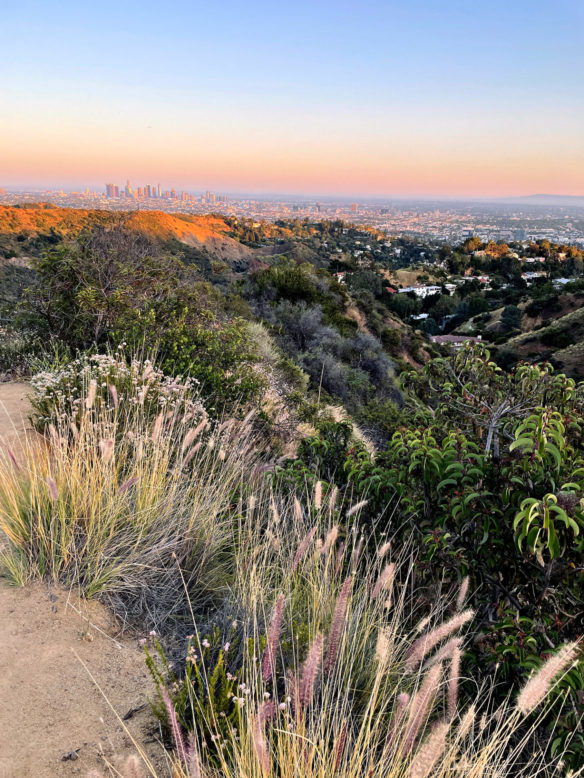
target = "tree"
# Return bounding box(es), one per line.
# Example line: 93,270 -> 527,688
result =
21,224 -> 182,348
500,305 -> 522,332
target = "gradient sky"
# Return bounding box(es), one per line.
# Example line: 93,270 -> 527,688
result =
2,0 -> 583,197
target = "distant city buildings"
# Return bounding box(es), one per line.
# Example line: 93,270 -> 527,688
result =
1,186 -> 583,247
101,180 -> 230,206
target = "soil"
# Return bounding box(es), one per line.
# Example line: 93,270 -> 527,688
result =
0,384 -> 167,777
0,382 -> 32,458
0,583 -> 166,778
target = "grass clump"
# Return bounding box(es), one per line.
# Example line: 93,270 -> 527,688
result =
141,486 -> 582,777
0,355 -> 258,629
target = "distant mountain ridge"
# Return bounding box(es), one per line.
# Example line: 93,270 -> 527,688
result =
498,194 -> 584,207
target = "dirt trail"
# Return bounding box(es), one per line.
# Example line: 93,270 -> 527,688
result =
0,382 -> 32,458
0,584 -> 166,777
0,384 -> 167,777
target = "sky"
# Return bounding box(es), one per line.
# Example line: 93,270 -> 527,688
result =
2,0 -> 584,198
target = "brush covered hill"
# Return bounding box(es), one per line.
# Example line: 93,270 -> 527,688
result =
0,203 -> 253,264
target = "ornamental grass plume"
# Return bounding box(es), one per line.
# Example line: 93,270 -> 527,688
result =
457,704 -> 476,740
252,701 -> 276,774
333,720 -> 348,772
85,379 -> 97,410
118,475 -> 139,494
108,383 -> 119,410
314,480 -> 322,510
321,525 -> 339,556
151,412 -> 164,442
262,594 -> 285,683
455,576 -> 469,612
346,499 -> 368,518
98,438 -> 115,463
186,732 -> 202,778
371,562 -> 395,600
46,476 -> 59,501
324,575 -> 353,674
408,720 -> 450,778
181,418 -> 208,452
161,687 -> 187,766
298,632 -> 323,708
515,640 -> 581,715
405,610 -> 474,671
292,526 -> 317,571
328,484 -> 339,512
447,646 -> 461,721
402,663 -> 443,753
183,441 -> 202,465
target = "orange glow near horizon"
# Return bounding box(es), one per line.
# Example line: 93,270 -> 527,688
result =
2,89 -> 583,198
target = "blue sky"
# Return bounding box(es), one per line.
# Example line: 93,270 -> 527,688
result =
2,0 -> 583,195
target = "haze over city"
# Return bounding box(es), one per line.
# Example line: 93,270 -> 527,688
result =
3,0 -> 583,198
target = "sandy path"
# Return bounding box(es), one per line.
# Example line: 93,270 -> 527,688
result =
0,584 -> 167,778
0,382 -> 32,459
0,385 -> 168,776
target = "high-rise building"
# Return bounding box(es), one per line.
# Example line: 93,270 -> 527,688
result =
125,179 -> 133,197
157,184 -> 162,198
350,203 -> 358,213
105,183 -> 115,198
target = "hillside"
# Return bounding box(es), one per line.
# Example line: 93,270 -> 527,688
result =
499,304 -> 584,376
0,204 -> 253,263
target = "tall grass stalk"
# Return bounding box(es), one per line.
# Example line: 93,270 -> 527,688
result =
0,372 -> 258,628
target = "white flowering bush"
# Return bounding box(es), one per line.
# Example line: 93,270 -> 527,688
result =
29,349 -> 203,428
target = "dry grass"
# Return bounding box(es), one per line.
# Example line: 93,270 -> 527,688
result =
0,372 -> 259,629
0,357 -> 580,777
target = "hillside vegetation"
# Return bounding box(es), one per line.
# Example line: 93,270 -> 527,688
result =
0,211 -> 583,775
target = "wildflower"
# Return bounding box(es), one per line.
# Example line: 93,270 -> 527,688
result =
202,639 -> 210,648
279,702 -> 286,710
224,642 -> 230,652
149,630 -> 157,637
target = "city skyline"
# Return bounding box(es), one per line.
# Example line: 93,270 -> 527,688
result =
3,0 -> 584,197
